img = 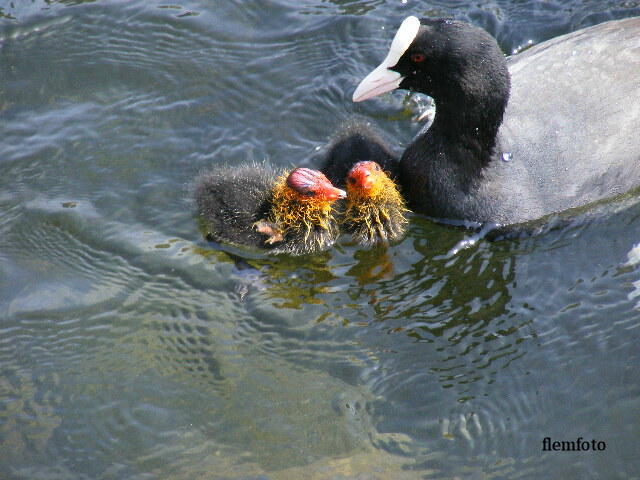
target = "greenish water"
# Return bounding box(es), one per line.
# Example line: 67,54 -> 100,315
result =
1,1 -> 639,479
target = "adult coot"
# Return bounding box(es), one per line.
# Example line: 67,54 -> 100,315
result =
352,16 -> 640,225
194,164 -> 345,255
342,160 -> 408,246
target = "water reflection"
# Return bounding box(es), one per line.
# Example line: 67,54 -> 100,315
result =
195,214 -> 532,410
255,253 -> 338,308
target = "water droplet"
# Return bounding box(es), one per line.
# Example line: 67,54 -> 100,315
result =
501,152 -> 513,162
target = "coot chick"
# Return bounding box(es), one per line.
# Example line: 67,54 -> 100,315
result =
321,121 -> 399,188
342,161 -> 408,246
194,164 -> 346,255
352,16 -> 640,225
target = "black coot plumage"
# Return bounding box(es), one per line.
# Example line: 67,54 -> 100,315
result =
194,164 -> 346,255
342,160 -> 408,246
321,121 -> 398,188
351,16 -> 640,225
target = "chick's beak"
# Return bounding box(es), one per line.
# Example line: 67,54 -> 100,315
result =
317,182 -> 347,201
328,186 -> 347,201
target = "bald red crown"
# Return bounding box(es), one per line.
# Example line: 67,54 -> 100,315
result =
287,168 -> 346,201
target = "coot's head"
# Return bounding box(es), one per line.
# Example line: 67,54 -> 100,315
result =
287,168 -> 346,202
346,161 -> 387,198
353,16 -> 510,116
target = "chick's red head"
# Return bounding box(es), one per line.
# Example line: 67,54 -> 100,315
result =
287,168 -> 346,202
346,161 -> 385,197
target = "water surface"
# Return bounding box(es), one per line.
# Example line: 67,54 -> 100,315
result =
1,1 -> 640,478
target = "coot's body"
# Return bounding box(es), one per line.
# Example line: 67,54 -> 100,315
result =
484,18 -> 640,224
352,16 -> 640,225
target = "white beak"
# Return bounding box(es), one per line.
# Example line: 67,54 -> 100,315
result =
352,16 -> 421,102
352,64 -> 404,103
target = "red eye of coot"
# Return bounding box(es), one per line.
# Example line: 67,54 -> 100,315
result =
411,52 -> 426,63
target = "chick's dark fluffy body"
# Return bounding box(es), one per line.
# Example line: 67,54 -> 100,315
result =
194,163 -> 274,248
342,197 -> 407,247
194,163 -> 340,255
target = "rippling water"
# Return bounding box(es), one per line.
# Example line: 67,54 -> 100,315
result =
2,1 -> 640,479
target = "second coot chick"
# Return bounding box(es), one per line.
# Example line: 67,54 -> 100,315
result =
194,164 -> 345,255
342,160 -> 408,246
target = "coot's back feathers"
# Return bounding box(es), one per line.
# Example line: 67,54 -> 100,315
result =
494,16 -> 640,222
